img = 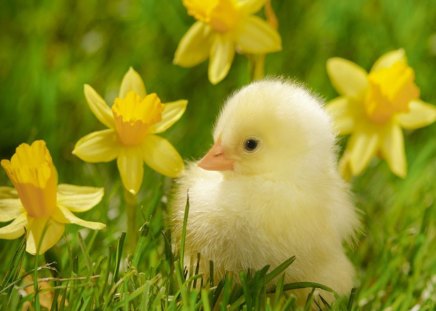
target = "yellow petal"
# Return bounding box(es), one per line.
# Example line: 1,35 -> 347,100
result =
0,186 -> 18,199
26,218 -> 64,255
338,151 -> 353,181
238,0 -> 266,15
209,35 -> 235,84
55,205 -> 105,230
326,58 -> 368,99
84,85 -> 115,129
0,198 -> 22,222
397,100 -> 436,130
57,184 -> 104,213
119,67 -> 146,99
380,124 -> 406,178
325,97 -> 355,135
117,148 -> 144,195
174,22 -> 212,67
150,100 -> 188,134
236,15 -> 281,54
141,135 -> 184,178
73,129 -> 120,163
371,49 -> 406,72
0,213 -> 27,239
348,131 -> 379,176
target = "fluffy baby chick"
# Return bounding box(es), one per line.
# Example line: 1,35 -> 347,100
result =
171,79 -> 359,303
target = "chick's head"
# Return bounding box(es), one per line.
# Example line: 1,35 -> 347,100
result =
199,79 -> 336,180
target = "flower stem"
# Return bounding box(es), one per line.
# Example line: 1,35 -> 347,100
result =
250,54 -> 265,81
124,189 -> 138,254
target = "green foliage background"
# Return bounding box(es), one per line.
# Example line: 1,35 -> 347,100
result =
0,0 -> 435,309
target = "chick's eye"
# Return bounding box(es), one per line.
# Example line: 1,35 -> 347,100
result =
243,138 -> 259,152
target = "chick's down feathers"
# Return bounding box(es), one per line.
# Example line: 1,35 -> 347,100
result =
171,79 -> 360,302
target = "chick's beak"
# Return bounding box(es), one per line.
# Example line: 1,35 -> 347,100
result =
198,140 -> 234,171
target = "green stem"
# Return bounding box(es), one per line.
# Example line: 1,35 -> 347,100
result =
124,189 -> 138,254
250,54 -> 265,81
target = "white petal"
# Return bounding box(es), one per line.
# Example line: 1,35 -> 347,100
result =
57,184 -> 104,213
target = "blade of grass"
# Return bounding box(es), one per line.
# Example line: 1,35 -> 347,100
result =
265,256 -> 296,283
113,232 -> 126,283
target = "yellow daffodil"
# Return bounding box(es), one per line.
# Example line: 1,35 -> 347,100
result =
326,49 -> 436,179
0,140 -> 105,255
174,0 -> 282,84
73,68 -> 187,194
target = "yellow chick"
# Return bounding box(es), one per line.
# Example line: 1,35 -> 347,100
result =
171,79 -> 360,303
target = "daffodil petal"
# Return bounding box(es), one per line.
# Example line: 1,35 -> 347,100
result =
56,205 -> 105,230
73,129 -> 120,163
238,0 -> 266,15
348,131 -> 379,176
325,97 -> 355,135
236,16 -> 281,54
57,184 -> 104,213
26,218 -> 64,255
381,124 -> 406,178
397,100 -> 436,130
174,22 -> 212,67
0,213 -> 26,239
142,135 -> 184,178
371,49 -> 406,72
117,148 -> 144,195
119,67 -> 146,99
0,198 -> 22,222
0,186 -> 18,199
84,84 -> 115,129
151,100 -> 188,134
326,58 -> 368,99
209,35 -> 235,84
338,151 -> 353,181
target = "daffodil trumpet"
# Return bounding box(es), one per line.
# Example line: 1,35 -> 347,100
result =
326,49 -> 436,179
0,140 -> 105,255
174,0 -> 282,84
73,67 -> 187,195
73,68 -> 187,252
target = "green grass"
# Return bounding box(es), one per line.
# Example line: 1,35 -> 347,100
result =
0,0 -> 435,310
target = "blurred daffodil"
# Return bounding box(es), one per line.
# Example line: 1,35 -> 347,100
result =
326,49 -> 436,179
0,140 -> 105,255
174,0 -> 282,84
73,68 -> 187,194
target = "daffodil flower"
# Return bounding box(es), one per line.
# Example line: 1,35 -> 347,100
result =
174,0 -> 282,84
0,140 -> 105,255
326,49 -> 436,179
73,68 -> 187,194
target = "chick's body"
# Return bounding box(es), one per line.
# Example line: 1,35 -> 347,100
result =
171,80 -> 359,301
